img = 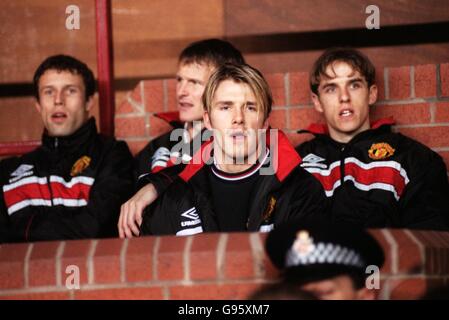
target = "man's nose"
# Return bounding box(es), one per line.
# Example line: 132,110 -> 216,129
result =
339,87 -> 350,103
54,91 -> 64,105
233,107 -> 244,124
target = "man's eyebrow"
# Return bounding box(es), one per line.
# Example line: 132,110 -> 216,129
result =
176,74 -> 203,83
214,100 -> 234,105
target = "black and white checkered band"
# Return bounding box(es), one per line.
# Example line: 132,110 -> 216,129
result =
285,242 -> 366,268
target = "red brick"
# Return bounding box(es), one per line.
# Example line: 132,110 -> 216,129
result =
286,132 -> 314,148
389,278 -> 427,300
268,109 -> 286,130
225,233 -> 254,279
115,117 -> 146,138
372,103 -> 430,125
61,240 -> 92,286
411,231 -> 449,275
289,107 -> 324,130
149,115 -> 172,138
375,68 -> 386,101
169,283 -> 260,300
397,126 -> 449,148
130,82 -> 143,104
125,140 -> 149,156
115,90 -> 129,108
167,79 -> 177,111
144,80 -> 164,113
0,291 -> 69,300
368,230 -> 392,274
126,236 -> 155,282
190,233 -> 219,281
116,100 -> 135,115
389,230 -> 423,274
29,241 -> 59,287
389,66 -> 411,100
438,150 -> 449,171
435,102 -> 449,123
93,239 -> 124,284
290,71 -> 310,105
74,287 -> 164,300
157,236 -> 187,281
266,73 -> 286,106
0,243 -> 29,289
415,64 -> 437,98
257,233 -> 279,280
440,63 -> 449,97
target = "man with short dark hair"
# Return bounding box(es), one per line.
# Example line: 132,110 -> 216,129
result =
0,54 -> 134,242
296,47 -> 449,230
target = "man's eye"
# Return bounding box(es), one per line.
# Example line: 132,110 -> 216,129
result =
43,89 -> 53,95
351,82 -> 361,89
324,87 -> 335,93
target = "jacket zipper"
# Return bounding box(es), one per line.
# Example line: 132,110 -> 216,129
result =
340,145 -> 346,184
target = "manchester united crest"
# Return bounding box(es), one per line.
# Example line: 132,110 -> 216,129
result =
71,156 -> 91,176
368,142 -> 395,160
262,196 -> 277,221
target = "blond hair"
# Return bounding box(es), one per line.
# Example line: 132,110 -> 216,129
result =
202,63 -> 272,121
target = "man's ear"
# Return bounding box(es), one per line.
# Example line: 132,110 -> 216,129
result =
34,99 -> 42,114
85,95 -> 94,112
368,84 -> 378,105
262,117 -> 269,130
311,93 -> 324,113
203,112 -> 212,130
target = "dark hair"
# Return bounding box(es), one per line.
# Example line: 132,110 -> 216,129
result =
202,63 -> 272,121
310,47 -> 376,95
33,54 -> 95,101
179,38 -> 245,68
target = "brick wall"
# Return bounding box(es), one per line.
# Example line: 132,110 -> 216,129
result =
1,230 -> 449,300
116,62 -> 449,172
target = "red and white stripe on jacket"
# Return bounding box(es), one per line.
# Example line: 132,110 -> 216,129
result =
302,157 -> 410,200
3,175 -> 94,215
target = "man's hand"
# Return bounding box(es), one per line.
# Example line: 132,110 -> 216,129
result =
118,183 -> 158,238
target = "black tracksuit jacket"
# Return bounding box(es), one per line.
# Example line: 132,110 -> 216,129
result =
0,118 -> 134,242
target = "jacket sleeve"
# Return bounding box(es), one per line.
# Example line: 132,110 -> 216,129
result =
28,141 -> 134,240
0,161 -> 10,243
136,163 -> 186,196
398,153 -> 449,230
134,139 -> 159,183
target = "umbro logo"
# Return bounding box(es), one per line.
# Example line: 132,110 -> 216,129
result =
9,164 -> 34,183
181,207 -> 200,220
301,154 -> 328,169
302,154 -> 325,163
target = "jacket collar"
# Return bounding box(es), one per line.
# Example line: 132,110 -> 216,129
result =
154,111 -> 184,129
41,117 -> 97,152
298,117 -> 395,144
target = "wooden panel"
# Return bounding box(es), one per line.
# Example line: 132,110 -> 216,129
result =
0,0 -> 97,84
225,0 -> 449,36
112,0 -> 224,78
